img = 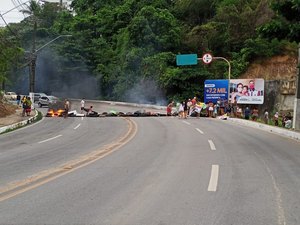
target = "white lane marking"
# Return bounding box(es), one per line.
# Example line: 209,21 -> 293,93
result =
81,117 -> 84,121
182,121 -> 191,125
74,124 -> 81,130
38,135 -> 62,144
208,140 -> 216,150
196,128 -> 204,134
208,165 -> 219,192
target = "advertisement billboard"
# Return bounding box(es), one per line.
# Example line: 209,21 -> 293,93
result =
230,79 -> 264,104
204,80 -> 229,104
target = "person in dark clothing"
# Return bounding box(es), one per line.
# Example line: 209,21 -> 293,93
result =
183,100 -> 188,119
244,107 -> 251,120
16,94 -> 21,106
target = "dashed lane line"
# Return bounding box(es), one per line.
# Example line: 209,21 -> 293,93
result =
38,135 -> 62,144
208,140 -> 216,150
208,165 -> 219,192
182,121 -> 191,125
74,124 -> 81,130
196,128 -> 204,134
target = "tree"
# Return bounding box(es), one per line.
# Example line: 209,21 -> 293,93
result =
258,0 -> 300,42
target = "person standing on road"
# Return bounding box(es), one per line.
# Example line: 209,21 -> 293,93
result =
273,112 -> 279,126
183,99 -> 188,119
80,98 -> 85,113
64,99 -> 70,118
167,101 -> 174,116
251,107 -> 259,121
21,96 -> 27,117
178,102 -> 184,118
25,97 -> 32,116
16,94 -> 21,106
244,107 -> 251,120
264,109 -> 269,124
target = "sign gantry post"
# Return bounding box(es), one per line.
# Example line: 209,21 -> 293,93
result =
176,53 -> 232,104
212,57 -> 231,105
199,54 -> 231,105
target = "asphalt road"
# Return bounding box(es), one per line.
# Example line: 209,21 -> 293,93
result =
0,102 -> 300,225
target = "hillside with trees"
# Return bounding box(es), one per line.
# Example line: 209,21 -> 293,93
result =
0,0 -> 299,104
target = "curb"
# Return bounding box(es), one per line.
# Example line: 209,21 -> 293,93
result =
227,117 -> 300,142
0,109 -> 39,134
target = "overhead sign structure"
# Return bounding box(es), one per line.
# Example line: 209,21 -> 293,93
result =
176,54 -> 198,66
204,80 -> 229,104
202,53 -> 213,64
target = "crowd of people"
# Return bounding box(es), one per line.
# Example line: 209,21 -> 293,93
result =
167,97 -> 204,119
166,97 -> 293,128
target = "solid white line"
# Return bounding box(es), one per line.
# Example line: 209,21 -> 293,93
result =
208,165 -> 219,192
38,135 -> 62,144
182,121 -> 191,125
208,140 -> 216,150
196,128 -> 204,134
74,124 -> 81,130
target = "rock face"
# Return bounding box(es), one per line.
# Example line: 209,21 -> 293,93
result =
240,55 -> 297,81
239,55 -> 298,113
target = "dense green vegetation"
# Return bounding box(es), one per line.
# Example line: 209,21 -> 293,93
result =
0,0 -> 299,103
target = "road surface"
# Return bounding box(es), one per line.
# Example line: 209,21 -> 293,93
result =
0,102 -> 299,225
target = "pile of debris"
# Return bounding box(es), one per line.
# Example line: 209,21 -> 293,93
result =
46,108 -> 169,118
67,109 -> 168,117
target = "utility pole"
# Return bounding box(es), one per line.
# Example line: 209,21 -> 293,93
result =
29,18 -> 37,92
293,43 -> 300,130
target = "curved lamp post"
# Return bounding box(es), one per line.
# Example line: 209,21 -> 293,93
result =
29,34 -> 72,92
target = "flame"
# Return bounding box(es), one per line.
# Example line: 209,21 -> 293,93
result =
47,109 -> 65,117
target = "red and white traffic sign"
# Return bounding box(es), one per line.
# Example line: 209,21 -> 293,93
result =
202,53 -> 213,64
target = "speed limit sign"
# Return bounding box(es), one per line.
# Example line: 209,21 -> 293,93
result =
202,53 -> 213,64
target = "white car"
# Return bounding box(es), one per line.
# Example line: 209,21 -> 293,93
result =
4,92 -> 17,100
38,95 -> 58,107
33,92 -> 47,102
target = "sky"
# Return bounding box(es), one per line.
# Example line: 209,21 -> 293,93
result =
0,0 -> 70,26
0,0 -> 27,26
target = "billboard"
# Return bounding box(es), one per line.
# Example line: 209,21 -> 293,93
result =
230,79 -> 264,104
204,79 -> 229,103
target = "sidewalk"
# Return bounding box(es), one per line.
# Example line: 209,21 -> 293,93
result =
0,108 -> 38,134
227,117 -> 300,142
0,108 -> 24,127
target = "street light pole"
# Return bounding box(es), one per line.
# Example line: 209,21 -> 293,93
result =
213,57 -> 231,105
28,34 -> 72,92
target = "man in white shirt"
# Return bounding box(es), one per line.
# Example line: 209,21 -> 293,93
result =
80,98 -> 85,113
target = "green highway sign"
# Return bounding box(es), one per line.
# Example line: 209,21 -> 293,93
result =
176,54 -> 198,66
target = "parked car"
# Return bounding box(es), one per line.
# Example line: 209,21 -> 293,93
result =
38,95 -> 58,107
34,93 -> 47,102
4,92 -> 17,100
